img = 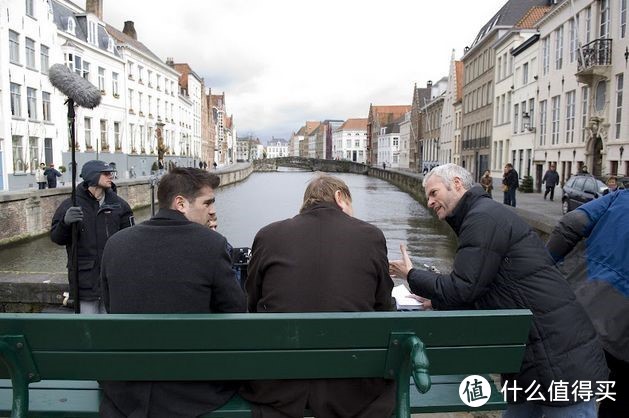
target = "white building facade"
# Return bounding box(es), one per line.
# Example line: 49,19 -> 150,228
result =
266,138 -> 288,158
332,118 -> 367,163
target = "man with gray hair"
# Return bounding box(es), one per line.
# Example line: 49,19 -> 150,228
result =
389,163 -> 607,417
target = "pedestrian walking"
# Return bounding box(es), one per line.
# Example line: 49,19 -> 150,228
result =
35,162 -> 47,189
390,163 -> 607,418
44,164 -> 62,188
542,164 -> 560,201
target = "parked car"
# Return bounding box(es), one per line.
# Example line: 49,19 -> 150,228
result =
616,176 -> 629,189
561,174 -> 608,214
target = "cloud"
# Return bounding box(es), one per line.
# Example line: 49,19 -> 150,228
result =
95,0 -> 508,141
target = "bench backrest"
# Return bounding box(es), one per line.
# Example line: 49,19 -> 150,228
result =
0,310 -> 532,417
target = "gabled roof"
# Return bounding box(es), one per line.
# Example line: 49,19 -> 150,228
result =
305,121 -> 320,135
340,118 -> 368,131
370,105 -> 411,126
211,93 -> 225,109
106,24 -> 164,64
467,0 -> 551,54
51,1 -> 120,57
516,5 -> 552,29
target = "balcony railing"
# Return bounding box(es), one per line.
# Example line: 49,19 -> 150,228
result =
462,136 -> 490,151
577,38 -> 612,73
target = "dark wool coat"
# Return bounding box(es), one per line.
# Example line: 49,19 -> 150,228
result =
502,168 -> 519,189
542,169 -> 560,187
407,186 -> 608,405
50,182 -> 133,300
99,209 -> 246,418
240,202 -> 395,418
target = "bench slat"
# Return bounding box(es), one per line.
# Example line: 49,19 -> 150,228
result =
0,311 -> 532,351
0,377 -> 507,417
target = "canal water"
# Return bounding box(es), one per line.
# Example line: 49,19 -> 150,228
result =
0,171 -> 457,274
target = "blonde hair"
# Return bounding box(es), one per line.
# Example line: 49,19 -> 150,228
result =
300,173 -> 351,213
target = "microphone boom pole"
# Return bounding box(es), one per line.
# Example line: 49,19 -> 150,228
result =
67,98 -> 80,313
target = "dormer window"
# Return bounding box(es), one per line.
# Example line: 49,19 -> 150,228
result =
67,17 -> 76,35
87,20 -> 98,46
107,37 -> 115,53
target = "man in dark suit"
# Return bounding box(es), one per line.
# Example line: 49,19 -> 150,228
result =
99,167 -> 246,418
240,173 -> 395,418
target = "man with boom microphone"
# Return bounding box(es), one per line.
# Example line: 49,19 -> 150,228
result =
48,64 -> 133,313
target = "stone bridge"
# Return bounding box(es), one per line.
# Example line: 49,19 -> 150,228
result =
253,157 -> 369,174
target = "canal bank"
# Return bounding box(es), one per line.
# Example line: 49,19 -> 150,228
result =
0,163 -> 253,247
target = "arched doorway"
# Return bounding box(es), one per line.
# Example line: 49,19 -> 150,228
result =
592,136 -> 603,176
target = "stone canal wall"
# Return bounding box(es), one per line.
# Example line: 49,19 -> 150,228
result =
0,163 -> 253,247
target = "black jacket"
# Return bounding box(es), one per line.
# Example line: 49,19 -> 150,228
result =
502,168 -> 519,189
50,182 -> 133,300
542,170 -> 560,187
407,186 -> 608,405
100,209 -> 246,418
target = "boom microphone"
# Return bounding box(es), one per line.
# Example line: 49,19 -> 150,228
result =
48,63 -> 101,109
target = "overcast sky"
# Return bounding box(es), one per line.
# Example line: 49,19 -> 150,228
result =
90,0 -> 508,142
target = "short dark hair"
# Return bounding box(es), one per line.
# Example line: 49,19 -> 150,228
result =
157,167 -> 220,208
300,173 -> 351,213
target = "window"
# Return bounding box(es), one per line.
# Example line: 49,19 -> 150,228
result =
100,119 -> 108,150
522,62 -> 529,85
600,0 -> 610,38
84,118 -> 92,148
569,19 -> 577,63
114,122 -> 121,150
542,37 -> 549,75
88,20 -> 97,45
10,83 -> 22,117
514,103 -> 519,133
501,94 -> 506,124
615,73 -> 624,139
506,92 -> 511,123
138,92 -> 143,113
98,67 -> 105,91
147,70 -> 153,87
40,45 -> 49,74
539,100 -> 547,146
25,38 -> 36,69
520,101 -> 527,132
9,30 -> 20,63
42,92 -> 51,121
497,56 -> 502,80
13,136 -> 24,171
67,17 -> 76,35
622,0 -> 627,38
528,98 -> 535,126
581,86 -> 590,142
555,26 -> 563,70
551,95 -> 561,145
138,65 -> 143,82
585,7 -> 592,43
82,61 -> 90,80
29,137 -> 38,172
128,61 -> 134,79
112,72 -> 119,96
156,74 -> 161,90
27,87 -> 37,120
25,0 -> 34,17
129,123 -> 135,151
566,90 -> 576,143
129,89 -> 134,110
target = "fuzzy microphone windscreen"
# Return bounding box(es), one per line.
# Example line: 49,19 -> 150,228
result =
48,63 -> 102,109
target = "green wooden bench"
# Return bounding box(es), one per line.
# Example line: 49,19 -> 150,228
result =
0,310 -> 532,418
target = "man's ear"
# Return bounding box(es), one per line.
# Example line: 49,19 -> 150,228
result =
172,195 -> 187,213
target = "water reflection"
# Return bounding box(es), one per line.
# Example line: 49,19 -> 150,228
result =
0,172 -> 456,274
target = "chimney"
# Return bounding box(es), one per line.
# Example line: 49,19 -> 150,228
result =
123,21 -> 137,40
165,57 -> 174,67
427,80 -> 433,88
85,0 -> 103,20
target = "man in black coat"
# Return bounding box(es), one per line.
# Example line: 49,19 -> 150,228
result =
99,167 -> 246,418
240,174 -> 395,418
390,163 -> 608,417
44,163 -> 62,188
542,163 -> 560,200
51,160 -> 133,313
502,163 -> 519,207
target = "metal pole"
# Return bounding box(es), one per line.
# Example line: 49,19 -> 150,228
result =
67,98 -> 80,314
